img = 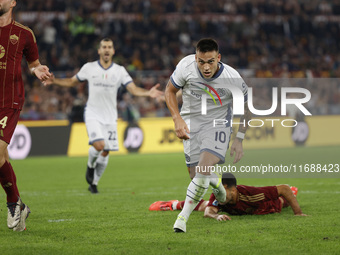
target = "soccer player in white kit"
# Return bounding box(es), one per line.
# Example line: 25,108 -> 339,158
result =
44,38 -> 163,193
165,38 -> 251,232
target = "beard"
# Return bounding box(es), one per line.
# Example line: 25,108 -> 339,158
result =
0,5 -> 9,16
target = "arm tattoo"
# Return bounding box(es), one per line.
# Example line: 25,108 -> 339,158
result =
238,103 -> 251,134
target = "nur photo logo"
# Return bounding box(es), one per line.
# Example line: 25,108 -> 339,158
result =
197,80 -> 312,128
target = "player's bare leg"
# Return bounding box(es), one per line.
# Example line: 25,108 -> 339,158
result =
174,151 -> 222,232
187,166 -> 196,179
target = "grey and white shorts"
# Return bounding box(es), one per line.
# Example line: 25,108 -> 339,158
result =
86,119 -> 119,151
183,125 -> 232,166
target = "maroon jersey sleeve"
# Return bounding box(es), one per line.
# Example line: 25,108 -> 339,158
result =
22,26 -> 39,63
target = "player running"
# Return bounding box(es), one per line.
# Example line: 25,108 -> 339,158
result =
165,38 -> 251,232
44,38 -> 163,193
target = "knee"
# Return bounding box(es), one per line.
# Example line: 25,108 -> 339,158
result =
93,141 -> 105,151
101,151 -> 109,157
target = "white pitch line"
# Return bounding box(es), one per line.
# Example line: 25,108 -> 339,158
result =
48,219 -> 73,223
301,190 -> 340,194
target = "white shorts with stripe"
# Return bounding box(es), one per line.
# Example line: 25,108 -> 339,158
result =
85,119 -> 119,151
183,125 -> 232,166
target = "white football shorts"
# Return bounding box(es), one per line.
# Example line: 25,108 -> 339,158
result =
85,119 -> 119,151
183,125 -> 232,166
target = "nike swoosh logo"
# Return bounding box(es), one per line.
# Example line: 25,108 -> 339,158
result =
215,146 -> 222,150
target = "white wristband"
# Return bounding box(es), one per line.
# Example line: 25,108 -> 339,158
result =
30,67 -> 36,75
236,132 -> 245,140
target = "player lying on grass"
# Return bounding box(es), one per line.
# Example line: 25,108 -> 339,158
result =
149,173 -> 307,220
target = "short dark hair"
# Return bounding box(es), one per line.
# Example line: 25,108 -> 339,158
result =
196,38 -> 219,53
221,173 -> 237,188
101,37 -> 112,43
99,38 -> 113,48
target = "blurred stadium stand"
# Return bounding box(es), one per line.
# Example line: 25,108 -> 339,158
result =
15,0 -> 340,121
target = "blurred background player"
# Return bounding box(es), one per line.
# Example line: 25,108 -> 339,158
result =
0,0 -> 51,231
44,38 -> 163,193
165,38 -> 251,232
149,173 -> 306,220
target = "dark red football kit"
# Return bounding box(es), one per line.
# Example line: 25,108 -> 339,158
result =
208,185 -> 283,215
0,20 -> 39,143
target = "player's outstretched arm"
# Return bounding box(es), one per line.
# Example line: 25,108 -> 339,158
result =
43,74 -> 79,87
28,59 -> 51,82
204,206 -> 231,221
277,184 -> 308,216
126,82 -> 164,98
230,103 -> 251,164
165,80 -> 189,140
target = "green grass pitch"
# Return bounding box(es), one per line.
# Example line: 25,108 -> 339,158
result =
0,146 -> 339,254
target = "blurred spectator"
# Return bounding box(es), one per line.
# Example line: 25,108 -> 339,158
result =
16,0 -> 340,120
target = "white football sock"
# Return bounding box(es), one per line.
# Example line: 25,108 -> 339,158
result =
209,172 -> 221,189
88,146 -> 101,168
178,173 -> 209,221
93,154 -> 109,185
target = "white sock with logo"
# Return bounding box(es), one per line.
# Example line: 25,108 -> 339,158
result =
178,173 -> 209,221
93,154 -> 109,185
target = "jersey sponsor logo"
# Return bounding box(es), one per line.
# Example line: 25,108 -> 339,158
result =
10,34 -> 19,45
190,90 -> 202,100
196,82 -> 225,115
93,82 -> 114,88
198,82 -> 223,106
212,199 -> 219,206
0,45 -> 5,59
